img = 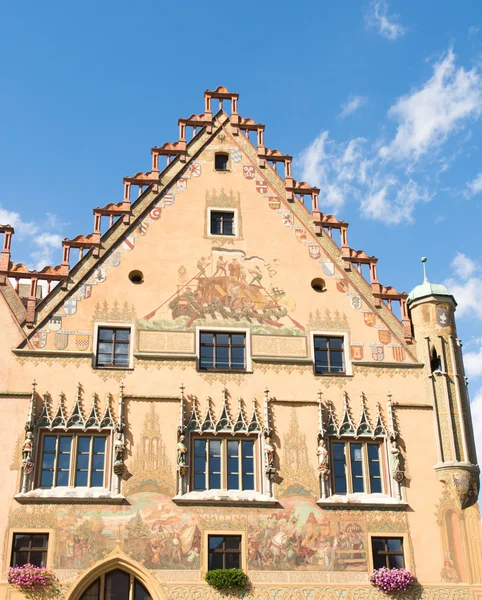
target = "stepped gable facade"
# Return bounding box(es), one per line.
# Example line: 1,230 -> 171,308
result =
0,85 -> 481,599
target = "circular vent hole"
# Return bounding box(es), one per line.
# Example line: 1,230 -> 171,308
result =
129,270 -> 144,284
311,278 -> 326,293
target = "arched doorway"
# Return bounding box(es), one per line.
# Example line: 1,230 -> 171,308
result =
80,569 -> 152,600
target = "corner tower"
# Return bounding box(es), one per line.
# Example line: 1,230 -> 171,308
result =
408,257 -> 479,507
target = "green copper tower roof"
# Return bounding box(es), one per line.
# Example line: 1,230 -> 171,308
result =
407,258 -> 453,305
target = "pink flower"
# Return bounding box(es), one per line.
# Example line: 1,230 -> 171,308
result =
370,567 -> 415,593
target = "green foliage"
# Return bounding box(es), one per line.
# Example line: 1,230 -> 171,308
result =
204,568 -> 248,591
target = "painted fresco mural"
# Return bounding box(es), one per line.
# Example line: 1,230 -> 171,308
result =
138,249 -> 304,335
23,493 -> 369,573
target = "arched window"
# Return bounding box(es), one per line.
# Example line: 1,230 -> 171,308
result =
80,569 -> 152,600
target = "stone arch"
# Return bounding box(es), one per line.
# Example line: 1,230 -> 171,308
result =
65,545 -> 166,600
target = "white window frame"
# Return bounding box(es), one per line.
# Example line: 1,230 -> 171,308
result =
310,330 -> 352,376
191,436 -> 258,492
330,439 -> 385,495
196,326 -> 252,372
207,208 -> 239,239
92,322 -> 135,369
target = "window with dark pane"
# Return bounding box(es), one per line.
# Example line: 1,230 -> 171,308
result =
371,537 -> 405,569
368,444 -> 382,493
210,210 -> 234,235
314,336 -> 345,374
350,443 -> 365,493
11,533 -> 49,567
215,153 -> 229,172
192,437 -> 256,491
332,442 -> 347,494
79,570 -> 153,600
208,535 -> 241,570
40,434 -> 106,488
96,328 -> 130,367
199,332 -> 245,370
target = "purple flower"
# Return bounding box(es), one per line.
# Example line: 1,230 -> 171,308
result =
370,567 -> 415,593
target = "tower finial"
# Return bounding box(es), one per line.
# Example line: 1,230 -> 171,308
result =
421,257 -> 428,283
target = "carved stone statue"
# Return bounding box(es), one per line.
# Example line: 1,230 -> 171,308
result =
114,433 -> 125,464
317,439 -> 329,479
177,435 -> 187,467
390,440 -> 401,474
264,436 -> 275,469
22,431 -> 33,463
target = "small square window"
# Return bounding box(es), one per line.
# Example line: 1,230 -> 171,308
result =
314,335 -> 345,374
210,211 -> 234,236
215,153 -> 229,171
199,331 -> 245,370
96,328 -> 131,368
11,533 -> 49,568
208,535 -> 241,570
371,537 -> 405,569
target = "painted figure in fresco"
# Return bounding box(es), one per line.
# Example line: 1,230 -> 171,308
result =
441,557 -> 459,583
214,256 -> 228,276
196,257 -> 209,277
316,439 -> 329,479
114,433 -> 125,464
22,431 -> 33,463
178,265 -> 188,286
264,437 -> 275,469
249,265 -> 263,286
390,440 -> 401,474
177,435 -> 187,466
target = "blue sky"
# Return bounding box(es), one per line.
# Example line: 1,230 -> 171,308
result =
1,1 -> 482,453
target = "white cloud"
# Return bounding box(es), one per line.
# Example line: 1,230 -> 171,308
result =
0,206 -> 37,238
366,0 -> 407,41
463,346 -> 482,378
380,49 -> 482,162
452,252 -> 478,279
339,96 -> 368,119
361,177 -> 431,224
0,205 -> 65,270
467,172 -> 482,195
469,26 -> 480,38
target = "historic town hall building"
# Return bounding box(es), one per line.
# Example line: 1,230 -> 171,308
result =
0,86 -> 481,599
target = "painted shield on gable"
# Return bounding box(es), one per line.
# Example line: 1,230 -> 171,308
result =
54,332 -> 69,351
63,299 -> 77,315
350,294 -> 362,310
138,222 -> 148,236
190,163 -> 202,177
351,345 -> 364,360
282,212 -> 294,227
363,312 -> 376,327
176,178 -> 188,191
436,307 -> 451,328
84,284 -> 93,299
268,197 -> 280,210
295,228 -> 307,242
32,331 -> 47,349
108,252 -> 121,267
256,180 -> 268,194
392,346 -> 405,362
308,245 -> 321,260
322,261 -> 335,276
336,279 -> 348,293
243,165 -> 255,180
122,236 -> 135,252
163,193 -> 175,206
150,206 -> 162,220
75,334 -> 90,351
231,149 -> 242,163
378,329 -> 391,345
93,268 -> 106,283
48,316 -> 62,331
372,346 -> 384,362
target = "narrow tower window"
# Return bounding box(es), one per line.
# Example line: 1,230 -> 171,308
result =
430,346 -> 441,373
